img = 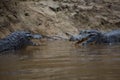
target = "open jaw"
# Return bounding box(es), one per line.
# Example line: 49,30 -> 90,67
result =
73,33 -> 95,44
75,35 -> 91,44
70,33 -> 90,40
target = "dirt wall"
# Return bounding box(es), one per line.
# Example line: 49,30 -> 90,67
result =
0,0 -> 119,38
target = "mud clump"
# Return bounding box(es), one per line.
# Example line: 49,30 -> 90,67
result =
0,0 -> 119,38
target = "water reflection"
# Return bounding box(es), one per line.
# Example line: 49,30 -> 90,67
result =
0,41 -> 120,80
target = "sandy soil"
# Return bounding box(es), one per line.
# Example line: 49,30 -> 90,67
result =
0,0 -> 119,38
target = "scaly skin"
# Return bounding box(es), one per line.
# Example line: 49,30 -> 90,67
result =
69,30 -> 120,46
0,31 -> 42,52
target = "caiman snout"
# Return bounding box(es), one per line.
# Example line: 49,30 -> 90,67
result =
69,36 -> 75,41
69,35 -> 82,41
69,34 -> 92,42
26,33 -> 43,39
31,34 -> 43,39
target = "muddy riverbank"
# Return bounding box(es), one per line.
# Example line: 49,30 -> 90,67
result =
0,0 -> 120,38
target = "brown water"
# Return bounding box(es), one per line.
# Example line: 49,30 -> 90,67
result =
0,41 -> 120,80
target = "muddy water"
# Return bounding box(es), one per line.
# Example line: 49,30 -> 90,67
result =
0,41 -> 120,80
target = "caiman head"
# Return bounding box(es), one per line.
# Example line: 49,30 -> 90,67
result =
16,31 -> 43,39
14,31 -> 43,46
69,30 -> 101,44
